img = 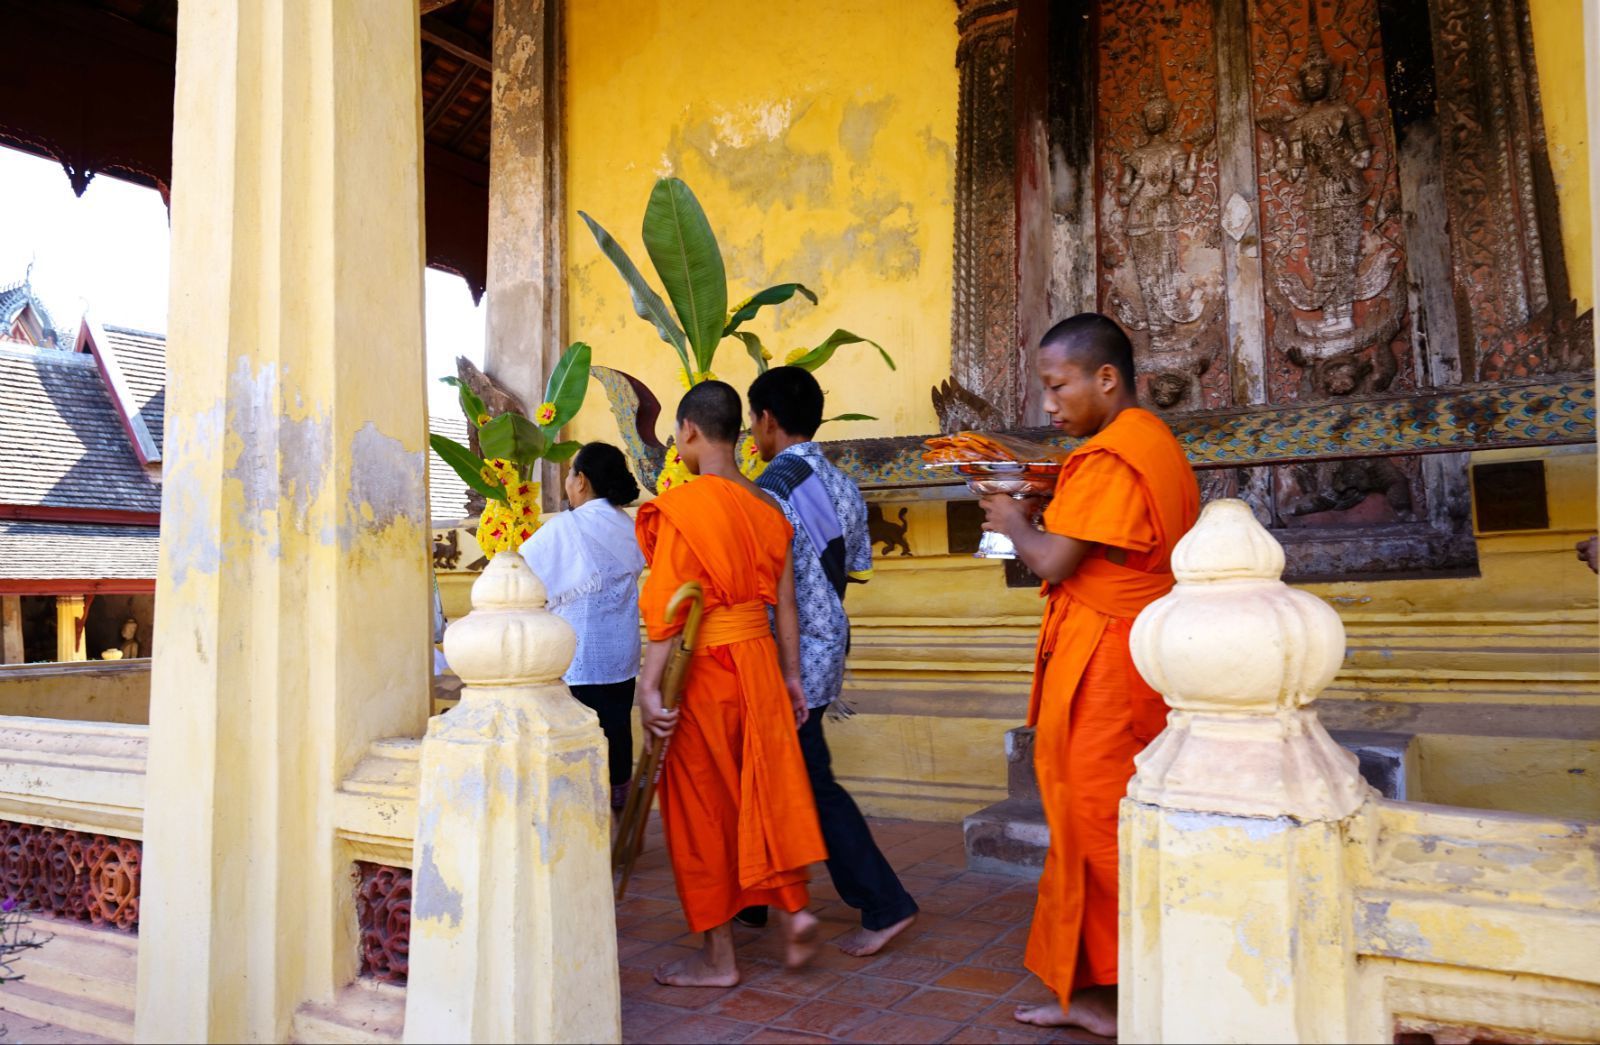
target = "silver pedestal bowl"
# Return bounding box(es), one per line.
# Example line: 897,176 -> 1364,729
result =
926,461 -> 1063,560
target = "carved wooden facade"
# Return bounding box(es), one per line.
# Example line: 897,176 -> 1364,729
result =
946,0 -> 1590,579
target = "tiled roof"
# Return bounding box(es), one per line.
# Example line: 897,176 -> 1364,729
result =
0,345 -> 161,512
101,326 -> 167,454
429,413 -> 473,520
0,520 -> 160,580
0,278 -> 71,349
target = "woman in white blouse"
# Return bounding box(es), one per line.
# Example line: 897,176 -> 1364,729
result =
519,442 -> 645,810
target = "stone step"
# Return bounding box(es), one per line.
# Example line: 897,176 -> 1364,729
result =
11,918 -> 137,1013
0,977 -> 133,1044
963,726 -> 1415,876
292,979 -> 405,1044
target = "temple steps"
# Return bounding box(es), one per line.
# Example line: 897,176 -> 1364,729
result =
0,918 -> 136,1043
292,979 -> 405,1044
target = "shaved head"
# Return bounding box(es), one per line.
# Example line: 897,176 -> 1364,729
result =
1039,313 -> 1136,390
676,379 -> 742,444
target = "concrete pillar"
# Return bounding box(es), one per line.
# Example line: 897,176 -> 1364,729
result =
404,552 -> 620,1043
1120,500 -> 1374,1044
485,0 -> 564,505
54,596 -> 87,663
2,596 -> 24,664
136,0 -> 430,1039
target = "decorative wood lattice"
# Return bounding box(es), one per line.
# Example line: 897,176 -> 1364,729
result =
355,861 -> 412,984
0,819 -> 140,932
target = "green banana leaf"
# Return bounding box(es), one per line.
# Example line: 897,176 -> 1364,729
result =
478,412 -> 547,469
440,376 -> 488,427
732,331 -> 769,374
641,178 -> 727,373
542,342 -> 592,430
723,283 -> 818,336
429,434 -> 507,503
545,440 -> 583,464
579,209 -> 692,377
821,413 -> 877,423
787,329 -> 896,373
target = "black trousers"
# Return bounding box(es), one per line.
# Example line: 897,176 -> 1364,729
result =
743,711 -> 919,931
570,679 -> 635,787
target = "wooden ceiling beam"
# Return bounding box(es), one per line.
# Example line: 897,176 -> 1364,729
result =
420,0 -> 460,13
420,17 -> 489,72
424,59 -> 479,134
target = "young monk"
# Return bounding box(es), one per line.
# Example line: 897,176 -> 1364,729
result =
635,379 -> 826,987
979,313 -> 1199,1037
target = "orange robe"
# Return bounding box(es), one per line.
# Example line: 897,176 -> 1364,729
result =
1024,407 -> 1199,1002
636,475 -> 827,933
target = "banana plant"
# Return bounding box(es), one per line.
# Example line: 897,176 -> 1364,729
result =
430,341 -> 592,505
580,177 -> 895,390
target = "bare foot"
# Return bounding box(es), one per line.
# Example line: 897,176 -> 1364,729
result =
653,950 -> 740,988
1014,986 -> 1117,1038
834,913 -> 917,957
778,908 -> 820,969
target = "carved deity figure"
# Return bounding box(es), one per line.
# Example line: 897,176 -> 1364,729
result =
1272,31 -> 1371,334
1118,92 -> 1203,336
118,618 -> 140,660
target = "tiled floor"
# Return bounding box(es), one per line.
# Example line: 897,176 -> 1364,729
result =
616,816 -> 1115,1045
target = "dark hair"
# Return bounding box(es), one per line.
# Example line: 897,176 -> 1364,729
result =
675,379 -> 742,444
1039,313 -> 1137,389
571,442 -> 640,506
747,366 -> 824,439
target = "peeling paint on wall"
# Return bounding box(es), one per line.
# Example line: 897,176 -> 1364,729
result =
341,423 -> 425,551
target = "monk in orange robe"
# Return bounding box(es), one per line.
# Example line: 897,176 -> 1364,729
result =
980,313 -> 1199,1037
635,379 -> 826,987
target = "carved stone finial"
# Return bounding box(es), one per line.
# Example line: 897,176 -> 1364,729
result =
442,551 -> 576,688
1128,499 -> 1370,820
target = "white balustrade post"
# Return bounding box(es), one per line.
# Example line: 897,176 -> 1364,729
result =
403,552 -> 620,1043
1120,499 -> 1373,1044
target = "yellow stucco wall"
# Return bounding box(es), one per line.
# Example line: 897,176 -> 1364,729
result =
554,3 -> 1596,825
564,0 -> 956,445
1531,0 -> 1594,313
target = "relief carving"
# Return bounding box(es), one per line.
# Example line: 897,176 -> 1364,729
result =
1096,1 -> 1226,414
1253,0 -> 1409,401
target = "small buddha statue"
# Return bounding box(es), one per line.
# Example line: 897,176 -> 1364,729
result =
119,619 -> 140,660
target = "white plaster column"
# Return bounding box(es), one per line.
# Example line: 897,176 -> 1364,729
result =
1120,499 -> 1373,1044
403,551 -> 620,1044
136,1 -> 431,1039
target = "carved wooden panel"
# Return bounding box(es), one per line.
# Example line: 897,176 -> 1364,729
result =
1251,0 -> 1412,405
947,0 -> 1023,430
1095,0 -> 1228,413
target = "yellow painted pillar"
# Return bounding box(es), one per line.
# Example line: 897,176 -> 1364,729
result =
1121,501 -> 1374,1043
135,0 -> 431,1040
54,596 -> 87,663
403,552 -> 621,1043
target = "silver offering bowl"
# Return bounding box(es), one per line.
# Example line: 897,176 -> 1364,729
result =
926,461 -> 1062,559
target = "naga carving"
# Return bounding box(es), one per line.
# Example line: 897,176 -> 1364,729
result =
1253,0 -> 1408,401
1096,1 -> 1225,413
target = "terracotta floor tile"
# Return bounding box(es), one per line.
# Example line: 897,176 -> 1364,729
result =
621,942 -> 696,972
974,999 -> 1052,1033
627,915 -> 693,942
905,933 -> 985,964
903,859 -> 966,881
620,998 -> 684,1042
705,988 -> 803,1025
747,965 -> 848,999
893,987 -> 994,1023
741,1029 -> 837,1044
917,891 -> 982,915
820,973 -> 919,1008
970,944 -> 1028,971
862,951 -> 953,985
648,1012 -> 762,1043
640,979 -> 741,1011
946,1026 -> 1045,1044
769,998 -> 874,1038
848,1011 -> 963,1044
918,916 -> 1008,945
936,965 -> 1026,994
616,934 -> 657,960
965,900 -> 1034,925
996,925 -> 1033,948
